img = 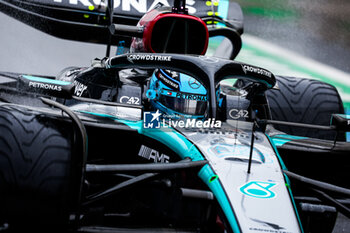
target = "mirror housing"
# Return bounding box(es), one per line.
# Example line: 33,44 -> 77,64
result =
331,114 -> 350,132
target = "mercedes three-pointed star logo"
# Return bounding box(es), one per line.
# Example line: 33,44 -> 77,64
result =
188,78 -> 201,89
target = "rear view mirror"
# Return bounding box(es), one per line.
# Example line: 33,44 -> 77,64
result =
331,114 -> 350,132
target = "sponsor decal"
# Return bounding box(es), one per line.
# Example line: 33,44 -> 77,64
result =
175,92 -> 207,101
159,89 -> 207,101
127,54 -> 172,63
228,109 -> 249,119
249,227 -> 291,233
52,0 -> 197,14
188,77 -> 201,89
143,110 -> 221,129
73,80 -> 88,97
157,70 -> 179,90
239,181 -> 277,199
209,145 -> 231,157
28,81 -> 63,91
209,144 -> 263,161
138,144 -> 170,163
242,64 -> 272,78
119,96 -> 140,105
208,143 -> 267,164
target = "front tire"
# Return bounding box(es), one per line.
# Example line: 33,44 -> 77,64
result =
0,105 -> 75,230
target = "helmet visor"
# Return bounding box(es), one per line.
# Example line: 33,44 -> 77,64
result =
159,91 -> 208,116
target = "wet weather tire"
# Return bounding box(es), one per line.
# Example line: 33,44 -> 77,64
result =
266,76 -> 345,140
0,105 -> 75,229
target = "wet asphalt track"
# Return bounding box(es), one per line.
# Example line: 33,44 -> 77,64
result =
1,0 -> 350,232
235,0 -> 350,74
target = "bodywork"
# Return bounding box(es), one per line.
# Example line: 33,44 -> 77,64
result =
0,1 -> 350,232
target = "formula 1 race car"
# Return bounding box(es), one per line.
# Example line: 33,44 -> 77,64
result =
0,0 -> 350,233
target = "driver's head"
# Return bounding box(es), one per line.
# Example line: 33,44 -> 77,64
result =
146,69 -> 208,118
130,7 -> 209,118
